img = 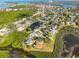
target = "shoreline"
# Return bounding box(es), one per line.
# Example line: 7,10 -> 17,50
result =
0,1 -> 79,9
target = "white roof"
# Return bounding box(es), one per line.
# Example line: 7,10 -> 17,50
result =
25,38 -> 35,45
0,28 -> 10,36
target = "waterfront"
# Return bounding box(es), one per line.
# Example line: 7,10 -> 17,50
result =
0,5 -> 10,8
0,0 -> 79,58
0,0 -> 79,8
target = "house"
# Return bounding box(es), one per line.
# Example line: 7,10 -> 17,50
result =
35,29 -> 43,37
0,28 -> 10,36
17,23 -> 25,31
6,8 -> 12,11
25,20 -> 31,26
13,9 -> 18,11
51,29 -> 57,35
29,29 -> 43,38
34,40 -> 43,49
67,21 -> 76,25
50,25 -> 58,35
25,38 -> 35,46
24,29 -> 44,49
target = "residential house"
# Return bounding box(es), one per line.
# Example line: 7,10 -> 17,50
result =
25,38 -> 35,46
17,23 -> 26,31
34,40 -> 43,49
0,28 -> 10,36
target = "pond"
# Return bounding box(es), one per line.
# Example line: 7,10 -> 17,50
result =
61,34 -> 79,58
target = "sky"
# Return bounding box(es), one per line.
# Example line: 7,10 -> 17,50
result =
0,0 -> 79,1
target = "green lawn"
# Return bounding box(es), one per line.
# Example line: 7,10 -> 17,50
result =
0,31 -> 26,48
0,9 -> 35,26
0,50 -> 11,58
